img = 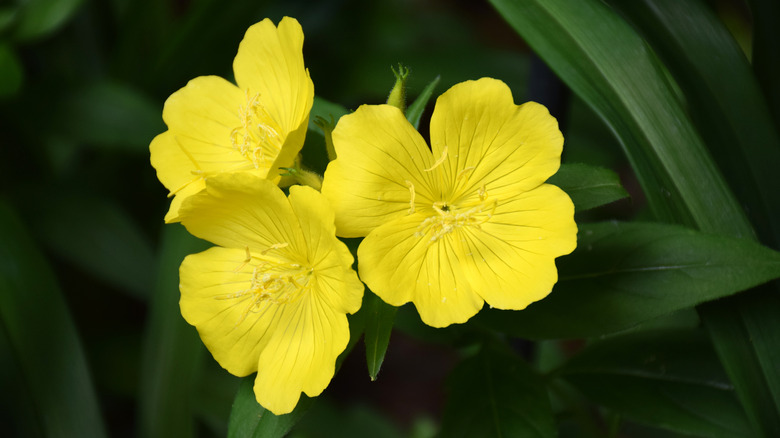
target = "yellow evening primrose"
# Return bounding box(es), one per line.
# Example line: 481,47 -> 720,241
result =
321,78 -> 577,328
150,17 -> 314,222
177,173 -> 363,415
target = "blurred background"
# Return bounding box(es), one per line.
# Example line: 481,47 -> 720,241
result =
0,0 -> 751,436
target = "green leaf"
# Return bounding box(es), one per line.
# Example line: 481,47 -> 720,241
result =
477,221 -> 780,340
405,75 -> 440,130
0,200 -> 106,437
364,291 -> 397,381
0,8 -> 19,33
55,81 -> 165,153
608,0 -> 780,256
490,1 -> 779,433
559,329 -> 750,438
0,42 -> 23,98
699,289 -> 780,437
13,0 -> 84,42
595,4 -> 780,432
548,163 -> 628,212
32,194 -> 155,300
439,343 -> 555,437
138,224 -> 209,438
227,377 -> 314,438
489,0 -> 752,237
291,403 -> 405,438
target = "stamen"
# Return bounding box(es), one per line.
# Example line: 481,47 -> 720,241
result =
405,180 -> 416,214
233,246 -> 253,272
261,242 -> 290,255
230,90 -> 283,170
424,145 -> 448,172
217,255 -> 315,327
415,186 -> 499,244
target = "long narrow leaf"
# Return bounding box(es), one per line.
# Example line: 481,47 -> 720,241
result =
227,377 -> 314,438
33,194 -> 155,300
699,289 -> 780,437
489,0 -> 751,237
138,224 -> 209,438
476,221 -> 780,340
0,200 -> 106,437
559,329 -> 750,437
608,0 -> 780,252
604,2 -> 780,434
548,163 -> 628,212
490,1 -> 779,434
364,291 -> 397,381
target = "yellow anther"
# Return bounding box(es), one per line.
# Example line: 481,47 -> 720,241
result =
230,90 -> 283,170
405,180 -> 416,214
424,145 -> 448,172
218,256 -> 314,327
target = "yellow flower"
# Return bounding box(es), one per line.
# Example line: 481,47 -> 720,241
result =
177,173 -> 363,415
150,17 -> 314,223
321,78 -> 577,328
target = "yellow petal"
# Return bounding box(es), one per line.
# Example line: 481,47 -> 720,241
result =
428,78 -> 564,202
179,246 -> 279,376
149,131 -> 194,200
150,75 -> 266,221
288,185 -> 364,314
322,105 -> 439,237
178,173 -> 305,256
460,184 -> 577,310
252,294 -> 350,415
233,17 -> 314,159
358,214 -> 483,327
157,76 -> 250,174
162,172 -> 204,223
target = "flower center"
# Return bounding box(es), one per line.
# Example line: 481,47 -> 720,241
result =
414,186 -> 496,243
216,244 -> 313,325
230,90 -> 284,169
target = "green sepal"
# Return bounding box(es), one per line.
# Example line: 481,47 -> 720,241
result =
405,75 -> 440,130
